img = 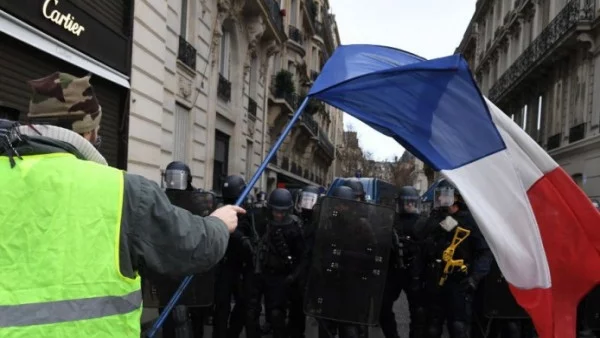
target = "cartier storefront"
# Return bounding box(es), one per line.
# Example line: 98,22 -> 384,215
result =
0,0 -> 134,169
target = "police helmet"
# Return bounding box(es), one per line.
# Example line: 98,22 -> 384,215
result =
433,179 -> 463,209
343,179 -> 365,201
164,161 -> 192,190
300,185 -> 320,210
397,185 -> 420,214
268,188 -> 294,211
331,186 -> 355,200
222,175 -> 246,203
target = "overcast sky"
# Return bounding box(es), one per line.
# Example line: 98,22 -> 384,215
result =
329,0 -> 477,161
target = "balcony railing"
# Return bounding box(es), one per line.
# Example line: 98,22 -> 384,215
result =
263,0 -> 285,33
288,25 -> 303,45
178,36 -> 196,70
489,0 -> 594,102
248,97 -> 257,116
301,113 -> 319,136
318,126 -> 334,158
218,74 -> 232,102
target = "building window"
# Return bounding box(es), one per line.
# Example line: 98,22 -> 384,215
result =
537,95 -> 543,139
522,105 -> 528,131
290,0 -> 298,26
213,130 -> 230,193
249,56 -> 258,99
246,140 -> 254,181
173,104 -> 190,162
220,28 -> 231,79
571,173 -> 584,187
180,0 -> 188,38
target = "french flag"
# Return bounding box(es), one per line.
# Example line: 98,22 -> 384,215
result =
445,99 -> 600,338
309,45 -> 600,337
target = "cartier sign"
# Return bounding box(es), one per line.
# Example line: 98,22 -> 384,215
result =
42,0 -> 85,36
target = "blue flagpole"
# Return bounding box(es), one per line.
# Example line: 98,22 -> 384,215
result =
146,97 -> 310,338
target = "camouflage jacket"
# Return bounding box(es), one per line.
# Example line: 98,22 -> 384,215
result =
9,135 -> 230,279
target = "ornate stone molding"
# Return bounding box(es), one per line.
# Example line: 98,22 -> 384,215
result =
247,15 -> 265,50
178,76 -> 192,100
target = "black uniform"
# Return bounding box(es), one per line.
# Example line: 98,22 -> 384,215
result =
158,161 -> 217,338
380,186 -> 426,338
421,180 -> 493,338
213,176 -> 254,338
246,189 -> 305,338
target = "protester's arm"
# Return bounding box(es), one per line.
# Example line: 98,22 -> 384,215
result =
118,173 -> 233,278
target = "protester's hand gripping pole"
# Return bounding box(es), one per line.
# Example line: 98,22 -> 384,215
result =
146,97 -> 310,337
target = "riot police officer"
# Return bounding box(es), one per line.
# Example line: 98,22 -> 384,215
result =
313,185 -> 374,338
287,186 -> 319,338
421,179 -> 493,338
343,179 -> 366,202
213,175 -> 254,338
379,186 -> 426,338
246,188 -> 305,338
155,161 -> 217,338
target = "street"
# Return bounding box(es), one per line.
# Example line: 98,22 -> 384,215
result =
141,292 -> 449,337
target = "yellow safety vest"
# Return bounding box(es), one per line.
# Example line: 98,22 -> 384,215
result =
0,153 -> 142,337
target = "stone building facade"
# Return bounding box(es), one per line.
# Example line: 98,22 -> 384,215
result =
129,0 -> 342,194
263,0 -> 344,192
129,0 -> 285,194
457,0 -> 600,199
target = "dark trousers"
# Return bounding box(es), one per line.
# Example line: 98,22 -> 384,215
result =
379,267 -> 426,338
425,278 -> 473,338
246,273 -> 289,338
213,263 -> 245,338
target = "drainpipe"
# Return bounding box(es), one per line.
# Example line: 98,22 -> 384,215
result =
261,59 -> 271,192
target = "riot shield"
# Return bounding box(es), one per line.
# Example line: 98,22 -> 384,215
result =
482,262 -> 528,319
142,190 -> 216,308
304,196 -> 394,325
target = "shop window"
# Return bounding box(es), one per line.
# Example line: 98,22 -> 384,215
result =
173,104 -> 190,163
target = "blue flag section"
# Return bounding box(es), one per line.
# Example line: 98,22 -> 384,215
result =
309,44 -> 506,171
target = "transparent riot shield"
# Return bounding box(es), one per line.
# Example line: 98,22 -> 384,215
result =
142,190 -> 216,308
304,196 -> 394,325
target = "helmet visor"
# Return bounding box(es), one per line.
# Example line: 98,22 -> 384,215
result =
300,191 -> 318,210
397,195 -> 420,213
434,186 -> 455,208
164,169 -> 188,190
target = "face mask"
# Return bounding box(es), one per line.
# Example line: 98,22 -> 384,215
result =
439,216 -> 458,232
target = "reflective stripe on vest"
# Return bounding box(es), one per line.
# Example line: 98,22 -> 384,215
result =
0,153 -> 142,337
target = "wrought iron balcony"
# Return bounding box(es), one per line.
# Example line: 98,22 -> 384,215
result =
288,25 -> 303,45
489,0 -> 594,102
248,97 -> 257,116
178,36 -> 196,70
301,113 -> 319,136
547,133 -> 561,150
318,126 -> 334,158
263,0 -> 285,33
218,74 -> 232,102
